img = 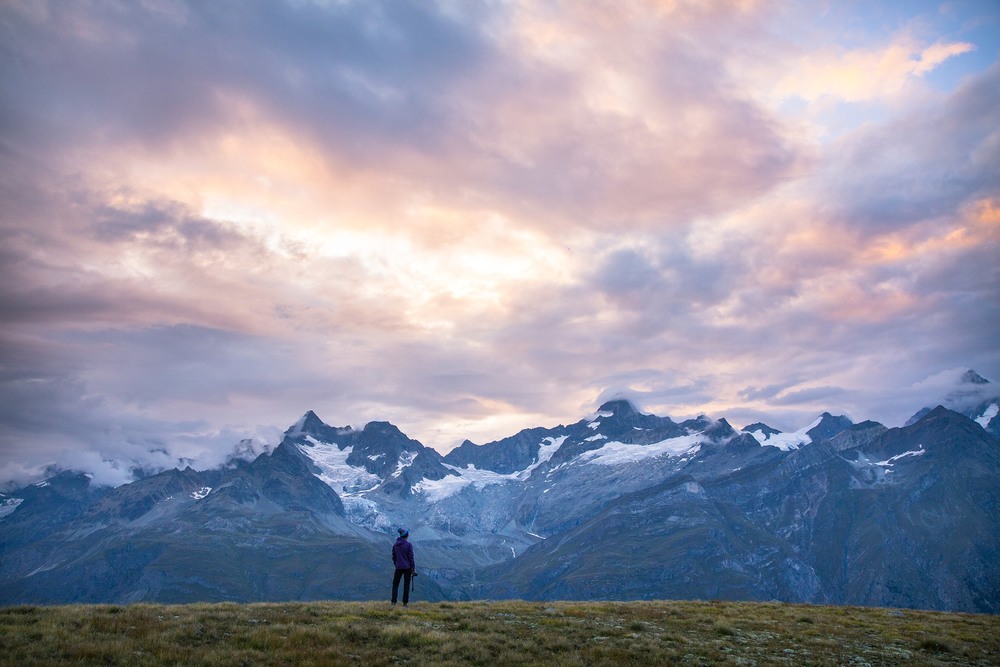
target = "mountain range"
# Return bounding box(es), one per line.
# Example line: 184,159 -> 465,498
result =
1,370 -> 998,612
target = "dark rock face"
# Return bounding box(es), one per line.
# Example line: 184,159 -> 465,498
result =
445,427 -> 565,474
0,471 -> 109,549
743,422 -> 781,438
245,441 -> 346,515
806,413 -> 854,441
828,421 -> 887,451
1,402 -> 998,612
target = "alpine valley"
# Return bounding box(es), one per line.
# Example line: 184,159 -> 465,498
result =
2,371 -> 998,612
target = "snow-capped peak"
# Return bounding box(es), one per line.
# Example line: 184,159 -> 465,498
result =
596,399 -> 642,417
284,410 -> 351,443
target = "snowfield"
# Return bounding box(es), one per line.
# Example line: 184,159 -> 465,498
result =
577,433 -> 703,466
297,436 -> 381,495
976,403 -> 998,429
414,435 -> 567,502
0,497 -> 23,520
748,415 -> 824,451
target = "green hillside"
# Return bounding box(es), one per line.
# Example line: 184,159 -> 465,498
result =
1,599 -> 997,665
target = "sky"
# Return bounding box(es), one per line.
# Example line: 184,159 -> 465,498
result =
1,0 -> 998,487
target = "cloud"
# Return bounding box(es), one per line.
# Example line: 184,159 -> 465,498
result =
773,38 -> 975,103
814,64 -> 1000,230
770,385 -> 850,408
0,1 -> 998,485
0,0 -> 490,155
464,1 -> 802,229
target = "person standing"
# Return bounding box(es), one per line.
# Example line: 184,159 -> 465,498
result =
391,527 -> 415,606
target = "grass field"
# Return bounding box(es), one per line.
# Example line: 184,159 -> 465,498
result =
0,599 -> 997,666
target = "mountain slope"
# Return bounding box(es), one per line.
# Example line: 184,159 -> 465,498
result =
1,393 -> 997,611
473,407 -> 1000,611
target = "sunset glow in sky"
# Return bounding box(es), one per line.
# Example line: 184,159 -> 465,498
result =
1,1 -> 998,486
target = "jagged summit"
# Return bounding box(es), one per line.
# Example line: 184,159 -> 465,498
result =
285,410 -> 320,435
806,412 -> 853,442
912,404 -> 989,432
597,399 -> 641,417
361,421 -> 408,438
961,369 -> 990,385
743,422 -> 781,438
921,405 -> 957,420
703,417 -> 737,440
284,410 -> 350,442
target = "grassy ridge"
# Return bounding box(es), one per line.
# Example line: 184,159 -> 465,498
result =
0,599 -> 997,666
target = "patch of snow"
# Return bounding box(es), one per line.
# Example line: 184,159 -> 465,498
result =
587,421 -> 601,430
976,403 -> 998,429
545,462 -> 568,477
633,427 -> 645,430
191,487 -> 212,500
0,497 -> 23,520
750,415 -> 823,451
297,436 -> 382,494
525,530 -> 546,539
34,480 -> 49,488
578,434 -> 703,466
845,453 -> 894,485
534,436 -> 565,470
414,438 -> 566,503
388,451 -> 416,480
683,481 -> 704,495
876,447 -> 926,467
414,466 -> 499,502
585,433 -> 607,442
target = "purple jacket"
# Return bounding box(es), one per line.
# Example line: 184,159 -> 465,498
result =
392,537 -> 415,571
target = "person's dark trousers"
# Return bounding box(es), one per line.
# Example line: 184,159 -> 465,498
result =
392,569 -> 412,605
